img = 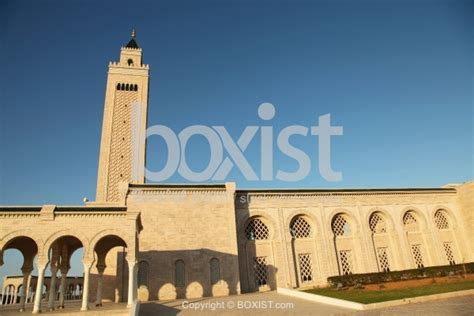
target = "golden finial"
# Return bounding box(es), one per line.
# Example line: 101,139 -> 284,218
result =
131,28 -> 136,39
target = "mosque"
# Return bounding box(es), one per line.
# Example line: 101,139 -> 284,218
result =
0,32 -> 472,313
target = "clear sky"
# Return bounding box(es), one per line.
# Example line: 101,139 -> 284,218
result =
0,0 -> 473,281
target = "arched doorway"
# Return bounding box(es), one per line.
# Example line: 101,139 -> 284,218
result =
92,234 -> 128,306
0,235 -> 38,311
43,235 -> 84,312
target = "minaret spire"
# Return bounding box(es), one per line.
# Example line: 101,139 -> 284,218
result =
125,29 -> 139,49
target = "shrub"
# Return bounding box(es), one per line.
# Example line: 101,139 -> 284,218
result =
327,262 -> 474,287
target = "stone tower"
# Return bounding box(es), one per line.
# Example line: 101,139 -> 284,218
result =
96,30 -> 149,202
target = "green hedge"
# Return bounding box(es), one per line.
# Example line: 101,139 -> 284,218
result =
327,262 -> 474,287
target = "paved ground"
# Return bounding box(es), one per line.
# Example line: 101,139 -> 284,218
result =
359,295 -> 474,316
1,292 -> 472,315
0,301 -> 129,315
139,291 -> 474,316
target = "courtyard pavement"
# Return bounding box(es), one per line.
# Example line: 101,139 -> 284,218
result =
1,292 -> 472,315
0,301 -> 129,315
139,291 -> 474,316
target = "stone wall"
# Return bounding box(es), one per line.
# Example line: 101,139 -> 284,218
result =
234,188 -> 469,293
126,183 -> 241,300
456,181 -> 474,261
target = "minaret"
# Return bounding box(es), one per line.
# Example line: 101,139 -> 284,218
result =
96,30 -> 149,203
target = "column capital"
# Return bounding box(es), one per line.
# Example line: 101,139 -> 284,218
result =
50,261 -> 59,273
36,257 -> 49,269
60,264 -> 71,274
21,265 -> 33,275
82,262 -> 94,273
82,257 -> 95,268
96,264 -> 107,274
51,254 -> 60,266
126,255 -> 137,266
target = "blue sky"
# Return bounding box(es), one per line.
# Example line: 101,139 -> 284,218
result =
0,0 -> 473,279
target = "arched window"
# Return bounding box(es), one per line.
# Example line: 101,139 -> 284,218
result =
121,83 -> 125,90
434,210 -> 450,230
134,84 -> 138,91
332,214 -> 351,236
290,216 -> 312,238
369,212 -> 387,234
138,260 -> 149,288
125,84 -> 130,91
175,260 -> 185,288
403,211 -> 419,232
210,258 -> 220,285
128,58 -> 134,66
245,218 -> 269,240
116,83 -> 121,90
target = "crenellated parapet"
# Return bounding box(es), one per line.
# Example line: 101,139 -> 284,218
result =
108,61 -> 149,69
120,46 -> 142,52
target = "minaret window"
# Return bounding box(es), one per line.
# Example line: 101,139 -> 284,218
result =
116,83 -> 138,92
128,58 -> 134,66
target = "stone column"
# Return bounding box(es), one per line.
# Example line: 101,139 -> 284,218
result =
25,275 -> 31,304
58,244 -> 70,310
47,260 -> 59,311
5,286 -> 10,305
81,261 -> 93,311
58,265 -> 69,309
6,286 -> 11,304
9,286 -> 14,304
127,259 -> 137,307
32,261 -> 48,314
19,266 -> 32,311
1,285 -> 5,305
95,265 -> 106,307
26,286 -> 31,304
3,286 -> 8,305
13,287 -> 18,304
